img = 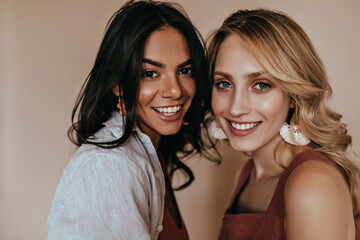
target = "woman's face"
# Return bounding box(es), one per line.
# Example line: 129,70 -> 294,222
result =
136,26 -> 196,144
211,35 -> 291,154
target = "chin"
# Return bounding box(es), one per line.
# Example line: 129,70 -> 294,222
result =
229,140 -> 256,153
160,126 -> 182,136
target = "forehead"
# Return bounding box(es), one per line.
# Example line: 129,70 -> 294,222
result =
143,27 -> 190,61
215,35 -> 264,74
214,35 -> 266,80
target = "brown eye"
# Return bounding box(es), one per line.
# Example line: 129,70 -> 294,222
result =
143,71 -> 159,78
179,67 -> 192,76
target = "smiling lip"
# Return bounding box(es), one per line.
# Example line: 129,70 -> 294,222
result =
227,120 -> 262,136
152,104 -> 183,122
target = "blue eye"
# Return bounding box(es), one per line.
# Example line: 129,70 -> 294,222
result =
143,70 -> 159,78
215,81 -> 232,89
254,82 -> 271,90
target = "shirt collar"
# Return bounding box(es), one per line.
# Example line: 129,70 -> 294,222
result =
104,111 -> 142,139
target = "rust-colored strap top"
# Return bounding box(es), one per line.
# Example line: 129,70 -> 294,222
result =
158,163 -> 189,240
218,150 -> 360,240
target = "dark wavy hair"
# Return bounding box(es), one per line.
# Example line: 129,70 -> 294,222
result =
68,0 -> 216,189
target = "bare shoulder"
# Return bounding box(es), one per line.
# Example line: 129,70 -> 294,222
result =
285,160 -> 348,198
284,160 -> 355,240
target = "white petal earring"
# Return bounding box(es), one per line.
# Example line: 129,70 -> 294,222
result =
208,120 -> 227,140
279,123 -> 310,146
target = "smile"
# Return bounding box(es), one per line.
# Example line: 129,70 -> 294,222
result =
153,105 -> 182,116
230,121 -> 261,130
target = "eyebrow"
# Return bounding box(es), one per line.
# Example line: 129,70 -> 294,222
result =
141,58 -> 192,69
142,59 -> 164,68
213,70 -> 269,81
178,59 -> 192,68
213,71 -> 233,80
245,71 -> 268,79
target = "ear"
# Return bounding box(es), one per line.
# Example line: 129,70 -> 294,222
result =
290,99 -> 295,109
112,85 -> 120,97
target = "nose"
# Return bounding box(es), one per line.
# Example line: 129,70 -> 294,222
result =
160,74 -> 182,99
229,89 -> 251,116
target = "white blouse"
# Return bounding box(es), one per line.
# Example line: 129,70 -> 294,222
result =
47,112 -> 165,240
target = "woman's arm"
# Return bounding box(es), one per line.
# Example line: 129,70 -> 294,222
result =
284,160 -> 355,240
47,153 -> 153,240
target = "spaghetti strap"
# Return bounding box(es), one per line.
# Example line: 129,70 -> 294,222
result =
267,150 -> 335,217
226,159 -> 254,213
218,150 -> 360,240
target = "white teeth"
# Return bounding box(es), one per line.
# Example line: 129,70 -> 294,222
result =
154,105 -> 182,115
230,121 -> 260,130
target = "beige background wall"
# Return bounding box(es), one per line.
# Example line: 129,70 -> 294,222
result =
0,0 -> 359,239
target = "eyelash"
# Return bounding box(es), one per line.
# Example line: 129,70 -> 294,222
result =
142,67 -> 193,79
253,81 -> 271,90
215,80 -> 232,89
214,80 -> 272,91
178,67 -> 192,77
143,70 -> 159,78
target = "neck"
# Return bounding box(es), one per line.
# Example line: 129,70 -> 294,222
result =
250,135 -> 295,180
137,122 -> 162,151
150,134 -> 161,151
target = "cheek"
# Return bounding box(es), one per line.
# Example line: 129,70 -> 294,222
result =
211,89 -> 226,116
183,79 -> 196,99
137,82 -> 158,106
254,91 -> 290,121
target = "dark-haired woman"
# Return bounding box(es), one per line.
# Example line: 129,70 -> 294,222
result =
46,1 -> 213,239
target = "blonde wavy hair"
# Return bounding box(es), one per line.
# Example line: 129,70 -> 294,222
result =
208,9 -> 360,222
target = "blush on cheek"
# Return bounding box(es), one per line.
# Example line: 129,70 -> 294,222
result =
140,84 -> 157,97
255,92 -> 290,127
212,91 -> 230,114
259,99 -> 274,112
254,91 -> 289,110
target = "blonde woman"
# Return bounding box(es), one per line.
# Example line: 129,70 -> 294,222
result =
208,9 -> 360,239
